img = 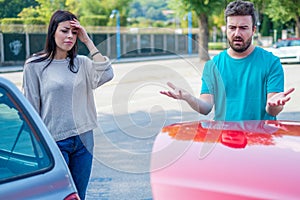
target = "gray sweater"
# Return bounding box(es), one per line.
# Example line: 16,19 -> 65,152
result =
23,55 -> 114,141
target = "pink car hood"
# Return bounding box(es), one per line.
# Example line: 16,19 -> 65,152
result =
151,120 -> 300,200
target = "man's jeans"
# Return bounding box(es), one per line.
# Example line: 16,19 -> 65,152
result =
56,130 -> 94,200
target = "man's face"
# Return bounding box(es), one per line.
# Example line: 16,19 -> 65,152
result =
226,15 -> 256,53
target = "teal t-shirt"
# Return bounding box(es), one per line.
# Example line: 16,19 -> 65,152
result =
201,47 -> 284,121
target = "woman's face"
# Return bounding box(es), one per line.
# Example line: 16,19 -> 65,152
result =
54,20 -> 78,58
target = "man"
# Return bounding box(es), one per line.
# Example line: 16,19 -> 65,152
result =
160,0 -> 295,121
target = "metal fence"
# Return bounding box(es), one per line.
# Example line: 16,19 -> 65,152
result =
0,29 -> 199,66
0,33 -> 198,65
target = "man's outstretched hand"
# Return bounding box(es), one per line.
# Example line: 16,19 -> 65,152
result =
267,88 -> 295,106
160,82 -> 189,100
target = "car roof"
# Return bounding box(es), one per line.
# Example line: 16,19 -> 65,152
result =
285,37 -> 300,40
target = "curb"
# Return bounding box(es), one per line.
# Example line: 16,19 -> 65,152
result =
0,51 -> 222,73
0,66 -> 23,73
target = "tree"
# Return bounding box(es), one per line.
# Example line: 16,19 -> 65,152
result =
128,0 -> 169,26
18,0 -> 81,24
97,0 -> 133,26
80,0 -> 105,16
0,0 -> 38,18
129,1 -> 145,18
250,0 -> 300,38
263,0 -> 300,37
169,0 -> 224,62
260,14 -> 272,37
16,0 -> 133,26
65,0 -> 81,16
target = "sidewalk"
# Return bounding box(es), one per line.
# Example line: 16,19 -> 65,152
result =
0,65 -> 23,73
0,54 -> 198,74
0,50 -> 221,74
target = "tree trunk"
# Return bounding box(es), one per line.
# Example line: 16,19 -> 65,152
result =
197,13 -> 210,62
295,15 -> 300,38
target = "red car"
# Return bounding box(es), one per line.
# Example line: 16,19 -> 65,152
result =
151,120 -> 300,200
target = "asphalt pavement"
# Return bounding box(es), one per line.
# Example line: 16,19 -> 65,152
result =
1,52 -> 299,200
0,53 -> 204,200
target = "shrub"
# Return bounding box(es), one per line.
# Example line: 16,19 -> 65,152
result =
1,18 -> 24,25
80,15 -> 108,26
208,42 -> 227,50
24,18 -> 46,25
152,20 -> 165,28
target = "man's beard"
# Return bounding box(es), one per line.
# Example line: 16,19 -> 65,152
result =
228,36 -> 252,53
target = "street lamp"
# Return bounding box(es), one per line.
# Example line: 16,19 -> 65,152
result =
110,9 -> 121,59
187,11 -> 192,55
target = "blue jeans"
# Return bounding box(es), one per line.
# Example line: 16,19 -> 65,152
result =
56,130 -> 94,200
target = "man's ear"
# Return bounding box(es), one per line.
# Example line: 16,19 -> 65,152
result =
253,25 -> 257,34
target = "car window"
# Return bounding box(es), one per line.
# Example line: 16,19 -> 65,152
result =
273,40 -> 287,48
0,87 -> 52,183
289,40 -> 300,46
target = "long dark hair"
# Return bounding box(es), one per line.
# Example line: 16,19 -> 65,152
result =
29,10 -> 79,73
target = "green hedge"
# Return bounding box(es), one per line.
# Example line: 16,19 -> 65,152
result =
208,42 -> 227,50
24,18 -> 46,25
1,18 -> 24,25
1,18 -> 46,25
80,15 -> 108,26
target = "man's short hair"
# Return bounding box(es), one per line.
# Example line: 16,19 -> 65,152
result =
225,0 -> 257,27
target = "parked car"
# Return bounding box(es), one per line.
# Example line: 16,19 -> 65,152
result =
0,77 -> 79,199
151,120 -> 300,199
265,38 -> 300,63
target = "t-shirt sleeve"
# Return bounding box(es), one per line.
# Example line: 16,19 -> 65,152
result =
201,60 -> 215,94
267,57 -> 284,93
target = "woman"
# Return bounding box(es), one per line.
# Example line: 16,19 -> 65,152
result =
23,10 -> 114,199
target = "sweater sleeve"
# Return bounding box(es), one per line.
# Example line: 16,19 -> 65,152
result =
82,56 -> 114,89
22,62 -> 41,115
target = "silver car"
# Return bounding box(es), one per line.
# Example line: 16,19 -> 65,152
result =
265,38 -> 300,63
0,77 -> 79,199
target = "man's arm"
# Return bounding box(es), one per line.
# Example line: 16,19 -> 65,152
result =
160,82 -> 214,115
187,93 -> 214,115
266,88 -> 295,116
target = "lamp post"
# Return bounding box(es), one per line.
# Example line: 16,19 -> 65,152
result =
110,9 -> 121,59
187,11 -> 192,55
